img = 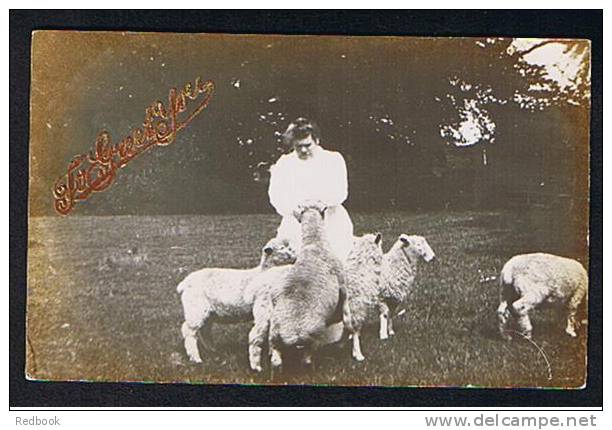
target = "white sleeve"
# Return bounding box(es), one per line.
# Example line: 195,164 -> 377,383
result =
321,152 -> 348,206
268,157 -> 296,216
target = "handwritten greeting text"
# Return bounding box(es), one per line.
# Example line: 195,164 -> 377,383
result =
53,77 -> 215,215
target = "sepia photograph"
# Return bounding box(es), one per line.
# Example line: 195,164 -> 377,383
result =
25,29 -> 592,390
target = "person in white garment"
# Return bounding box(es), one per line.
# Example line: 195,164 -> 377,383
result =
268,118 -> 354,262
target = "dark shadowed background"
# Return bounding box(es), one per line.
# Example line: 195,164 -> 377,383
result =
30,33 -> 589,245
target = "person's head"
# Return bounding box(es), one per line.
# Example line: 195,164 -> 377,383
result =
282,118 -> 321,160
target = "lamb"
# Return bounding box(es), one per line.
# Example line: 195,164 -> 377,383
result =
496,253 -> 588,341
267,201 -> 353,371
177,237 -> 296,363
378,234 -> 436,340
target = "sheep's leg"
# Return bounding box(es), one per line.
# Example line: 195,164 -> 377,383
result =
180,293 -> 212,363
339,284 -> 357,341
497,301 -> 512,341
250,294 -> 271,373
301,346 -> 314,371
248,320 -> 269,373
514,313 -> 533,340
379,314 -> 389,340
268,314 -> 283,379
511,297 -> 534,340
565,317 -> 577,338
270,346 -> 283,373
378,302 -> 390,340
388,317 -> 395,337
352,330 -> 365,362
339,285 -> 353,330
565,288 -> 586,338
340,287 -> 362,359
380,302 -> 396,338
181,321 -> 203,363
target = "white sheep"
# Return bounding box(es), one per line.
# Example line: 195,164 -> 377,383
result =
267,201 -> 353,371
378,234 -> 436,340
247,265 -> 291,372
496,253 -> 588,341
249,233 -> 384,367
343,233 -> 384,361
177,237 -> 296,363
247,233 -> 380,371
249,233 -> 436,367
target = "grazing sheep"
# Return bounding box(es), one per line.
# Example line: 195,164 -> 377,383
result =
496,253 -> 588,341
267,201 -> 353,371
177,237 -> 296,363
379,234 -> 436,340
343,233 -> 384,361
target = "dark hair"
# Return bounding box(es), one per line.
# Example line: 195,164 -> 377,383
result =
282,118 -> 321,146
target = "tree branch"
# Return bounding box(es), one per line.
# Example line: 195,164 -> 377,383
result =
517,39 -> 575,57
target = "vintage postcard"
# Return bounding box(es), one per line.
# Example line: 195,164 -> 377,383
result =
27,31 -> 591,387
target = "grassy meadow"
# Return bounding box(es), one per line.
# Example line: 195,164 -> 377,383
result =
26,211 -> 587,388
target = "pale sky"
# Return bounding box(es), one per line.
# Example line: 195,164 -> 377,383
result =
510,38 -> 589,91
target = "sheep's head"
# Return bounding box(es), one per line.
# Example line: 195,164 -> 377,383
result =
347,232 -> 384,271
398,234 -> 436,263
292,200 -> 327,223
260,238 -> 297,269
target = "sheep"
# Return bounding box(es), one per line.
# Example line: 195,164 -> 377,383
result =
343,233 -> 384,361
496,253 -> 588,341
248,232 -> 383,369
267,200 -> 353,371
321,234 -> 436,358
177,237 -> 296,363
378,234 -> 436,340
249,233 -> 436,368
247,265 -> 292,372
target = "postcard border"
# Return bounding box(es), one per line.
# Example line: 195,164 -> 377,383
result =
9,9 -> 603,408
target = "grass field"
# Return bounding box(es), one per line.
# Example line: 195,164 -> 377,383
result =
26,211 -> 587,388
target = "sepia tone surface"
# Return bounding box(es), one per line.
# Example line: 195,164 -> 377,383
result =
27,31 -> 590,387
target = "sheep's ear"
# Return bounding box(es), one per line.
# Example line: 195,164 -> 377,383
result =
374,232 -> 382,245
400,236 -> 410,246
263,246 -> 274,256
